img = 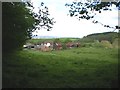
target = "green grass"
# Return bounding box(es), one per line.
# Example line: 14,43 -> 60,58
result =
27,38 -> 79,44
3,47 -> 118,88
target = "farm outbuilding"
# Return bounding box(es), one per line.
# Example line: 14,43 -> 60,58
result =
34,41 -> 54,51
23,40 -> 81,51
23,43 -> 35,49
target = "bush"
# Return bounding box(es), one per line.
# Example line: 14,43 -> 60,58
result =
92,43 -> 103,48
112,38 -> 119,48
62,43 -> 67,49
100,40 -> 113,48
2,2 -> 35,53
81,43 -> 93,47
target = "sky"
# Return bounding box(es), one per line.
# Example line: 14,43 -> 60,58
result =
31,0 -> 119,38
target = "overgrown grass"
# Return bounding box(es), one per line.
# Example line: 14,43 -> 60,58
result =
3,47 -> 118,88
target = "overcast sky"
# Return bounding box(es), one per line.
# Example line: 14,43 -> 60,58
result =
31,0 -> 119,38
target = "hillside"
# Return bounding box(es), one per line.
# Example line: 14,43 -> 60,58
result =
79,32 -> 118,43
26,32 -> 119,49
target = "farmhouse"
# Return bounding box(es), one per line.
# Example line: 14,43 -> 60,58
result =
23,40 -> 80,51
34,41 -> 53,51
32,41 -> 62,51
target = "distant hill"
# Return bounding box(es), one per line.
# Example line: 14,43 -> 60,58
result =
79,32 -> 118,43
32,35 -> 80,39
32,36 -> 60,39
28,36 -> 80,44
31,32 -> 118,44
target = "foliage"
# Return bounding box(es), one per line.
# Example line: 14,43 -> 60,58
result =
81,32 -> 118,43
31,2 -> 56,32
65,0 -> 120,31
82,43 -> 94,47
53,38 -> 60,43
62,38 -> 73,43
100,40 -> 113,48
26,32 -> 118,49
2,2 -> 55,53
77,32 -> 118,48
112,38 -> 119,48
3,48 -> 118,88
78,38 -> 94,43
62,43 -> 67,49
92,42 -> 103,48
79,42 -> 111,48
3,2 -> 34,53
27,38 -> 79,44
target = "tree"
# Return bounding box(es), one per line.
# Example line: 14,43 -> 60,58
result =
65,0 -> 120,31
2,1 -> 55,53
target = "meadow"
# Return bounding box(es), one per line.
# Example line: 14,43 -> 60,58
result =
3,47 -> 118,88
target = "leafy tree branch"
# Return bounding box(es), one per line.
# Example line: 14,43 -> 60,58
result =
65,0 -> 120,31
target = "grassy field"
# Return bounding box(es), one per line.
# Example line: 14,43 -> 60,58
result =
27,38 -> 79,44
3,47 -> 118,88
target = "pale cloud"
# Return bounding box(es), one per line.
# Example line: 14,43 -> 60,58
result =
31,0 -> 119,38
94,4 -> 118,26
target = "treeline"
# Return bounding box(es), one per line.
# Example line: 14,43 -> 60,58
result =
27,38 -> 79,44
26,32 -> 119,49
78,32 -> 119,43
28,32 -> 118,44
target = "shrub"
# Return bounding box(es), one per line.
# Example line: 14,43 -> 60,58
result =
62,43 -> 67,49
100,40 -> 113,48
112,38 -> 119,48
92,43 -> 104,48
79,43 -> 92,48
